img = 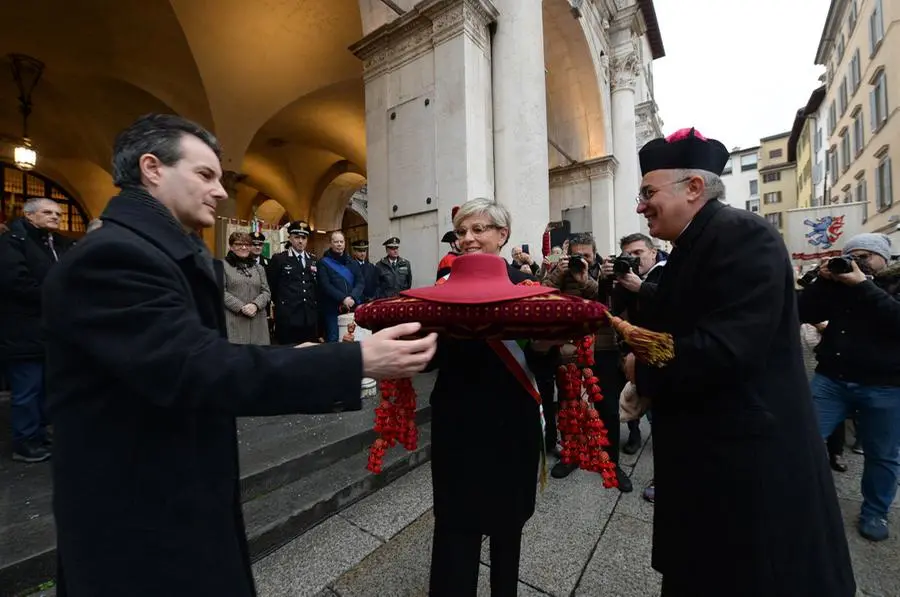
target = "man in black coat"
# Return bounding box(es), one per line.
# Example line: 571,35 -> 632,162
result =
268,221 -> 319,344
627,128 -> 855,596
0,198 -> 73,462
350,239 -> 379,303
318,231 -> 364,341
42,113 -> 437,597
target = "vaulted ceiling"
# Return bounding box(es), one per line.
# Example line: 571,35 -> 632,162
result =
0,0 -> 614,227
0,0 -> 368,221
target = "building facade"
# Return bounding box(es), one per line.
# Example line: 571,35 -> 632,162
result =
758,132 -> 798,233
719,146 -> 760,213
0,0 -> 667,288
788,85 -> 826,209
816,0 -> 898,246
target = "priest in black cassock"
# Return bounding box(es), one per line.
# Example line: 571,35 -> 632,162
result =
629,128 -> 855,597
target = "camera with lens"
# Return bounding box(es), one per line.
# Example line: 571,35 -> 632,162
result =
827,255 -> 856,275
612,254 -> 641,277
797,266 -> 820,288
568,254 -> 587,274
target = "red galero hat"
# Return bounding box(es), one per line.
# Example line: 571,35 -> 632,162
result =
401,253 -> 556,304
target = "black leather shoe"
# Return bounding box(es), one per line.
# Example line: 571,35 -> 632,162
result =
550,461 -> 577,479
616,466 -> 633,493
830,454 -> 848,473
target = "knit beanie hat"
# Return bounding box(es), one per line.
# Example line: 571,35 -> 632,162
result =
842,233 -> 892,262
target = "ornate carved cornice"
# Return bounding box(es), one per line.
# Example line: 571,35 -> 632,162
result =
349,0 -> 499,82
634,99 -> 663,148
549,155 -> 619,187
610,50 -> 641,91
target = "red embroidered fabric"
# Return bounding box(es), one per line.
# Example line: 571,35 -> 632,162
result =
354,293 -> 609,340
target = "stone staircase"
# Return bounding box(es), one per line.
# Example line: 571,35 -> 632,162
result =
0,373 -> 436,597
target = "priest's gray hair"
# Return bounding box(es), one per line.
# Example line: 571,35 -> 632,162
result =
453,197 -> 512,233
675,169 -> 726,201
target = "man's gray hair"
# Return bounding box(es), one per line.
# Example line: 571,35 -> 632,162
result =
452,197 -> 512,234
330,230 -> 345,241
676,169 -> 725,201
23,197 -> 57,214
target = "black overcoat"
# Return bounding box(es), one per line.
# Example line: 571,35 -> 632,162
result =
42,189 -> 364,597
635,199 -> 855,596
428,265 -> 550,534
0,218 -> 73,361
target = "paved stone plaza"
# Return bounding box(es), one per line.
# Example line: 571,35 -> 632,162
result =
13,418 -> 899,597
250,421 -> 900,597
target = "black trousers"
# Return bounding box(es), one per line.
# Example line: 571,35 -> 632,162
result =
274,323 -> 318,346
593,350 -> 626,464
660,574 -> 693,596
827,420 -> 846,457
537,369 -> 557,451
429,518 -> 522,597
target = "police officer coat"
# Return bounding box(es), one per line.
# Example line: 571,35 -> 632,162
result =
267,249 -> 318,332
356,259 -> 379,303
375,256 -> 412,298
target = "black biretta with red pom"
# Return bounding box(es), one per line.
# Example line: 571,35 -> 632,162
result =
638,127 -> 730,177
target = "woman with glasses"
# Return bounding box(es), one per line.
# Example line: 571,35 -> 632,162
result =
427,198 -> 555,597
221,231 -> 271,345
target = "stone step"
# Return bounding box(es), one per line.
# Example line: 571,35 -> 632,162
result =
0,373 -> 436,597
238,387 -> 433,503
245,423 -> 432,562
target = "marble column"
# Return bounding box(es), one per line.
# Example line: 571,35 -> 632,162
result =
548,156 -> 618,255
351,0 -> 499,288
610,49 -> 642,238
491,0 -> 550,256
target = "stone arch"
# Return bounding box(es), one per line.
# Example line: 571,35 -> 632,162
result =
313,171 -> 368,233
255,198 -> 289,227
543,0 -> 610,168
241,79 -> 366,223
1,0 -> 213,128
170,0 -> 366,166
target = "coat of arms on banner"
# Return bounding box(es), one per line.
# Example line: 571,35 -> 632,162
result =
804,215 -> 845,249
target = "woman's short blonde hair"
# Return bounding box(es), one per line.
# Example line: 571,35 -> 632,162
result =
229,231 -> 251,246
452,198 -> 511,235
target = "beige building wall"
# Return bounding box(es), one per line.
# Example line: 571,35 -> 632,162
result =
796,118 -> 815,208
816,0 -> 898,246
758,132 -> 798,232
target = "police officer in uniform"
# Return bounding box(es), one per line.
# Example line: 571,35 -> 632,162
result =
351,239 -> 379,303
375,236 -> 413,298
267,221 -> 318,344
249,231 -> 270,268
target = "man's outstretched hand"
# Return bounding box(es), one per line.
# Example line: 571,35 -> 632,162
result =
361,322 -> 437,380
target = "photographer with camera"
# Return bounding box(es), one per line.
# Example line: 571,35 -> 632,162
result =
610,233 -> 667,460
542,233 -> 632,491
798,232 -> 900,542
